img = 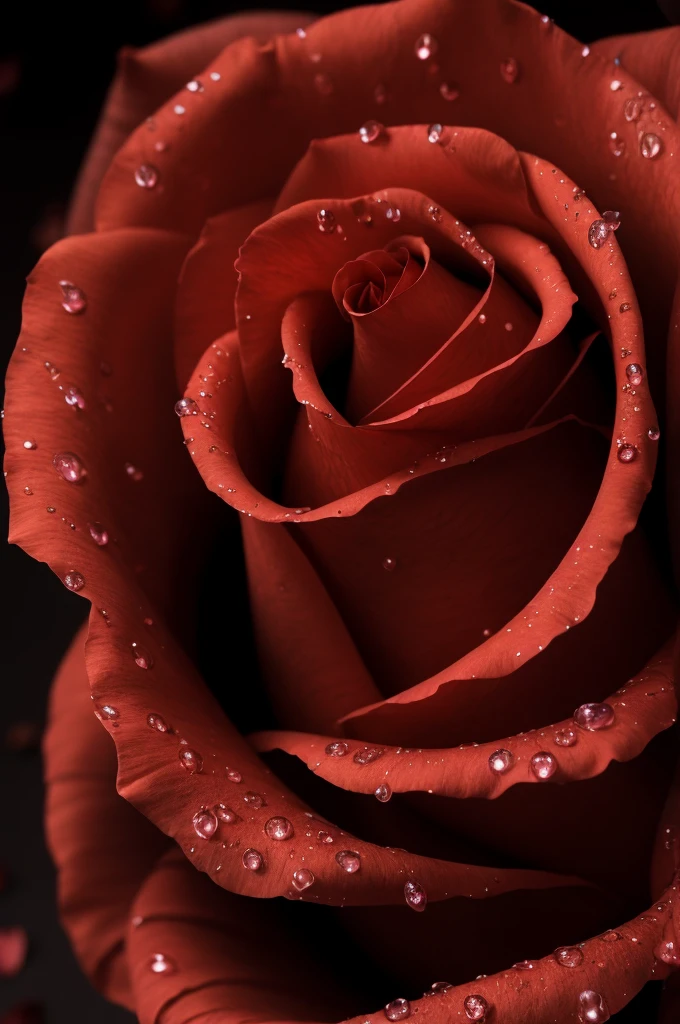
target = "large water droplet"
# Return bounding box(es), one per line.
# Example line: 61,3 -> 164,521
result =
242,848 -> 263,871
53,451 -> 86,483
326,740 -> 349,757
359,120 -> 384,144
243,791 -> 266,809
215,803 -> 238,823
415,34 -> 437,60
554,946 -> 584,968
602,210 -> 620,231
530,751 -> 557,780
63,570 -> 85,592
623,97 -> 642,121
588,220 -> 610,249
385,998 -> 411,1021
59,281 -> 87,314
625,363 -> 644,386
553,727 -> 578,747
640,132 -> 662,159
131,642 -> 153,670
463,994 -> 489,1021
577,990 -> 610,1023
88,522 -> 109,546
192,807 -> 218,839
500,57 -> 519,83
488,748 -> 513,774
98,705 -> 119,720
134,164 -> 159,189
63,385 -> 86,409
354,747 -> 384,765
617,443 -> 638,464
264,816 -> 294,841
336,849 -> 361,873
175,397 -> 198,417
375,783 -> 392,802
178,747 -> 203,773
149,953 -> 176,975
404,879 -> 427,912
147,713 -> 168,733
648,425 -> 661,441
292,868 -> 315,891
226,769 -> 242,782
574,702 -> 615,731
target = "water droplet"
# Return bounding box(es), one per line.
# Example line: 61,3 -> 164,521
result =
149,953 -> 176,975
215,803 -> 238,823
530,751 -> 557,780
292,867 -> 315,891
336,849 -> 361,873
504,322 -> 514,331
426,204 -> 443,223
186,79 -> 204,92
53,451 -> 86,483
125,462 -> 144,481
553,727 -> 578,747
385,203 -> 401,223
654,939 -> 680,965
23,439 -> 37,451
192,807 -> 218,839
619,302 -> 632,313
382,557 -> 397,571
147,713 -> 168,732
640,132 -> 662,159
554,946 -> 584,968
359,120 -> 384,144
173,104 -> 185,115
227,768 -> 242,782
63,570 -> 85,592
625,363 -> 644,386
325,740 -> 349,757
577,990 -> 610,1023
385,998 -> 411,1021
63,385 -> 86,410
488,748 -> 514,774
354,747 -> 384,765
608,132 -> 626,157
134,164 -> 159,189
98,705 -> 119,720
623,97 -> 642,121
242,848 -> 263,871
602,210 -> 620,231
317,208 -> 336,234
617,443 -> 638,463
574,702 -> 615,731
209,71 -> 221,81
88,522 -> 109,546
59,281 -> 86,314
131,642 -> 153,670
415,34 -> 437,60
427,122 -> 443,143
439,82 -> 459,101
463,994 -> 489,1021
500,57 -> 519,83
179,747 -> 203,773
45,361 -> 61,379
429,982 -> 452,994
648,425 -> 661,441
243,791 -> 266,809
610,79 -> 622,92
296,27 -> 307,38
175,397 -> 198,417
375,783 -> 392,802
600,930 -> 622,942
264,816 -> 294,841
404,879 -> 427,912
588,220 -> 610,249
513,960 -> 535,970
23,486 -> 32,495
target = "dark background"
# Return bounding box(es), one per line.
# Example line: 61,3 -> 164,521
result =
0,0 -> 676,1021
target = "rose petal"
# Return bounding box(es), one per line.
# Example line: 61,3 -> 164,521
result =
0,928 -> 28,977
592,28 -> 680,121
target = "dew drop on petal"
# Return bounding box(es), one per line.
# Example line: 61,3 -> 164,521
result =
625,363 -> 644,386
608,132 -> 625,157
131,642 -> 153,670
648,426 -> 661,441
147,713 -> 168,733
617,443 -> 638,464
554,727 -> 578,747
175,397 -> 198,417
63,570 -> 85,592
463,994 -> 489,1021
623,97 -> 642,121
415,34 -> 437,60
226,768 -> 242,782
59,281 -> 86,314
354,747 -> 384,765
243,791 -> 266,809
602,210 -> 620,230
134,164 -> 159,189
63,385 -> 86,409
88,522 -> 109,546
427,122 -> 443,143
530,751 -> 556,780
500,57 -> 519,83
23,440 -> 37,450
317,208 -> 336,233
179,747 -> 203,773
98,705 -> 119,720
513,960 -> 535,971
326,740 -> 349,757
588,220 -> 610,249
382,557 -> 397,571
264,816 -> 294,841
430,982 -> 452,994
186,79 -> 204,92
292,868 -> 315,891
488,748 -> 513,774
242,848 -> 264,871
192,807 -> 218,839
53,451 -> 86,483
426,204 -> 443,223
215,803 -> 238,823
359,120 -> 384,144
640,132 -> 662,159
619,302 -> 632,313
149,953 -> 176,975
336,849 -> 361,873
600,930 -> 622,942
574,702 -> 615,731
404,879 -> 427,912
375,783 -> 392,802
554,946 -> 584,968
577,990 -> 610,1023
385,998 -> 411,1021
654,939 -> 680,965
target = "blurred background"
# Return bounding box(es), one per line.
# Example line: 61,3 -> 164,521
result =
0,0 -> 676,1020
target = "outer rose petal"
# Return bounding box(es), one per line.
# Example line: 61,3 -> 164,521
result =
592,27 -> 680,121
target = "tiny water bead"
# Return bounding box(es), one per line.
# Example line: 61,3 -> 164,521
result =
463,994 -> 489,1021
554,727 -> 578,747
588,220 -> 610,249
186,78 -> 204,92
88,522 -> 109,546
179,747 -> 203,773
648,426 -> 661,441
574,702 -> 615,731
174,397 -> 198,417
215,804 -> 238,823
63,571 -> 85,592
625,363 -> 645,386
654,939 -> 680,965
148,953 -> 176,975
500,57 -> 519,83
131,642 -> 153,670
359,120 -> 384,144
640,132 -> 662,159
530,751 -> 557,780
488,748 -> 513,774
577,990 -> 610,1023
336,850 -> 361,873
608,132 -> 625,157
427,122 -> 443,144
382,557 -> 397,571
53,451 -> 86,483
292,868 -> 315,891
242,848 -> 264,871
404,879 -> 427,912
554,946 -> 584,968
23,439 -> 37,450
415,33 -> 437,60
264,816 -> 294,841
600,930 -> 622,942
317,208 -> 336,234
147,713 -> 168,732
617,443 -> 638,464
619,302 -> 632,313
354,747 -> 384,765
623,97 -> 642,121
375,783 -> 392,802
426,204 -> 442,223
134,164 -> 159,189
192,807 -> 218,840
513,960 -> 534,970
429,982 -> 452,995
63,385 -> 86,409
226,768 -> 243,782
385,998 -> 411,1021
59,281 -> 86,314
243,791 -> 266,809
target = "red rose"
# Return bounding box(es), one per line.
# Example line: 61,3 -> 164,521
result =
5,3 -> 680,1022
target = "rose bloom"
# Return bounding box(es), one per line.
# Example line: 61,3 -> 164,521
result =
5,0 -> 680,1021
